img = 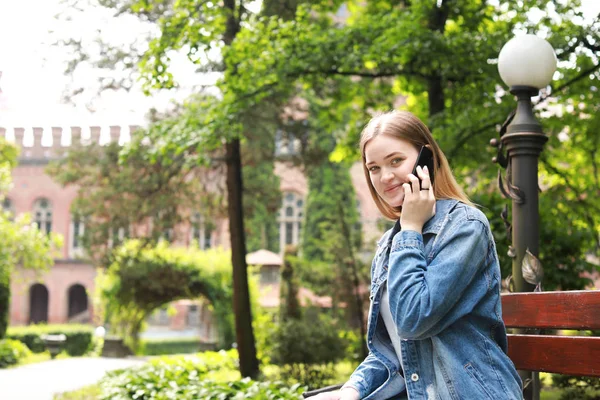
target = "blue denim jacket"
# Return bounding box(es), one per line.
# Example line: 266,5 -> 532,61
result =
344,199 -> 522,400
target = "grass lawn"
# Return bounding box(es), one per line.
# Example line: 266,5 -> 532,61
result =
7,350 -> 71,368
53,385 -> 100,400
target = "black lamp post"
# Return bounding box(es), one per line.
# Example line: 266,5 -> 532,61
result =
495,34 -> 557,400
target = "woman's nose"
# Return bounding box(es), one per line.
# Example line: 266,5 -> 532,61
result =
381,169 -> 394,183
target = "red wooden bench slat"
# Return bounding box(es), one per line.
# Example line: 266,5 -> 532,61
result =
507,334 -> 600,377
502,290 -> 600,330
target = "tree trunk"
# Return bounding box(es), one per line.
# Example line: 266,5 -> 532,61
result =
427,76 -> 445,116
226,138 -> 259,379
222,0 -> 259,379
427,2 -> 450,118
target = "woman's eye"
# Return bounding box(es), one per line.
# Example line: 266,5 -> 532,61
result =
368,166 -> 379,172
391,158 -> 403,165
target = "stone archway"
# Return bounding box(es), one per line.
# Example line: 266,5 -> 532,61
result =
67,284 -> 89,322
29,283 -> 49,324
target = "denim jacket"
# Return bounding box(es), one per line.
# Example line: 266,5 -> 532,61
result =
344,199 -> 522,400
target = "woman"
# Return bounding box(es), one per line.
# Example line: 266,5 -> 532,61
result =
310,111 -> 522,400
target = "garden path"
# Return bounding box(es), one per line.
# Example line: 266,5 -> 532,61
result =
0,357 -> 145,400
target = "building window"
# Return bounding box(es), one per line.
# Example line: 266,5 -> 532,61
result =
109,226 -> 129,248
274,129 -> 301,157
33,198 -> 52,234
2,197 -> 13,218
69,215 -> 85,259
260,265 -> 280,285
187,304 -> 200,326
278,192 -> 304,251
191,212 -> 213,250
161,228 -> 173,243
155,211 -> 174,243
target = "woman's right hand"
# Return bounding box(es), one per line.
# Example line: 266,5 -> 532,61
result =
307,387 -> 360,400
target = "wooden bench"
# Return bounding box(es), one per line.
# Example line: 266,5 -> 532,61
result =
302,290 -> 600,398
503,290 -> 600,377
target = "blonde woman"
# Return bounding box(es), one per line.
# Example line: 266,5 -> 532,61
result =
310,111 -> 522,400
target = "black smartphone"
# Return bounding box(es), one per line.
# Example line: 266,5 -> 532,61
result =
411,146 -> 435,189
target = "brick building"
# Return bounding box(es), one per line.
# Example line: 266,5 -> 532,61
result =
1,124 -> 383,342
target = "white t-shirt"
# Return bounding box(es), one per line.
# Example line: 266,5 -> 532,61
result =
380,284 -> 403,363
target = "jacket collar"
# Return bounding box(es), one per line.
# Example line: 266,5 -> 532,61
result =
377,199 -> 460,246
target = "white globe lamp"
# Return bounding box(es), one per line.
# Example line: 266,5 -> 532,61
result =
498,34 -> 557,90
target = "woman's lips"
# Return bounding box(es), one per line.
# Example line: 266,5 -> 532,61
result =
385,184 -> 402,193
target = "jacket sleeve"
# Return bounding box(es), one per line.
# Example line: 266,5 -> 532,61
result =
387,215 -> 492,340
342,352 -> 389,399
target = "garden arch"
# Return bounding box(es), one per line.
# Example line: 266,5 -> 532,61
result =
100,242 -> 235,351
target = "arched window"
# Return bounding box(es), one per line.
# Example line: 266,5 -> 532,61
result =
29,283 -> 49,324
69,215 -> 85,258
278,192 -> 304,251
33,198 -> 52,234
67,284 -> 89,322
191,212 -> 213,250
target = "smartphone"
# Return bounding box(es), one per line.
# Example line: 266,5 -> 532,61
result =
411,146 -> 435,189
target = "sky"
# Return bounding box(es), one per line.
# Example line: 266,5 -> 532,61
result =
0,0 -> 207,130
0,0 -> 599,133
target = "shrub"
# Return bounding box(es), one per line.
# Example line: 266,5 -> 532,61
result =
269,315 -> 349,388
100,375 -> 304,400
253,308 -> 278,365
0,339 -> 32,368
552,374 -> 600,400
0,265 -> 8,339
97,349 -> 304,399
271,317 -> 348,366
7,324 -> 95,356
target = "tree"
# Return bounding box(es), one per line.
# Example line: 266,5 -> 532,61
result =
113,0 -> 313,378
220,0 -> 600,286
0,139 -> 61,338
47,132 -> 221,267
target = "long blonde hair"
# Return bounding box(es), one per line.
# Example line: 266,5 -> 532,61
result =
360,110 -> 472,220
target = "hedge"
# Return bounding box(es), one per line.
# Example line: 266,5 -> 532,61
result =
141,337 -> 217,356
6,324 -> 95,356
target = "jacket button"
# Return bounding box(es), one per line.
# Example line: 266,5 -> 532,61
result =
411,373 -> 419,382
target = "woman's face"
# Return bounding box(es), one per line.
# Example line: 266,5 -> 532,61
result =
364,134 -> 420,208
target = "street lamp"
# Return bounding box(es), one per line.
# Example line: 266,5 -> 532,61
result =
495,34 -> 557,400
497,34 -> 557,291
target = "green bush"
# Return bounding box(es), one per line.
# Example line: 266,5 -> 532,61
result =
269,315 -> 349,388
7,324 -> 95,356
0,265 -> 9,339
140,337 -> 217,356
97,349 -> 304,399
271,316 -> 348,366
552,374 -> 600,400
0,339 -> 32,368
101,376 -> 304,400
